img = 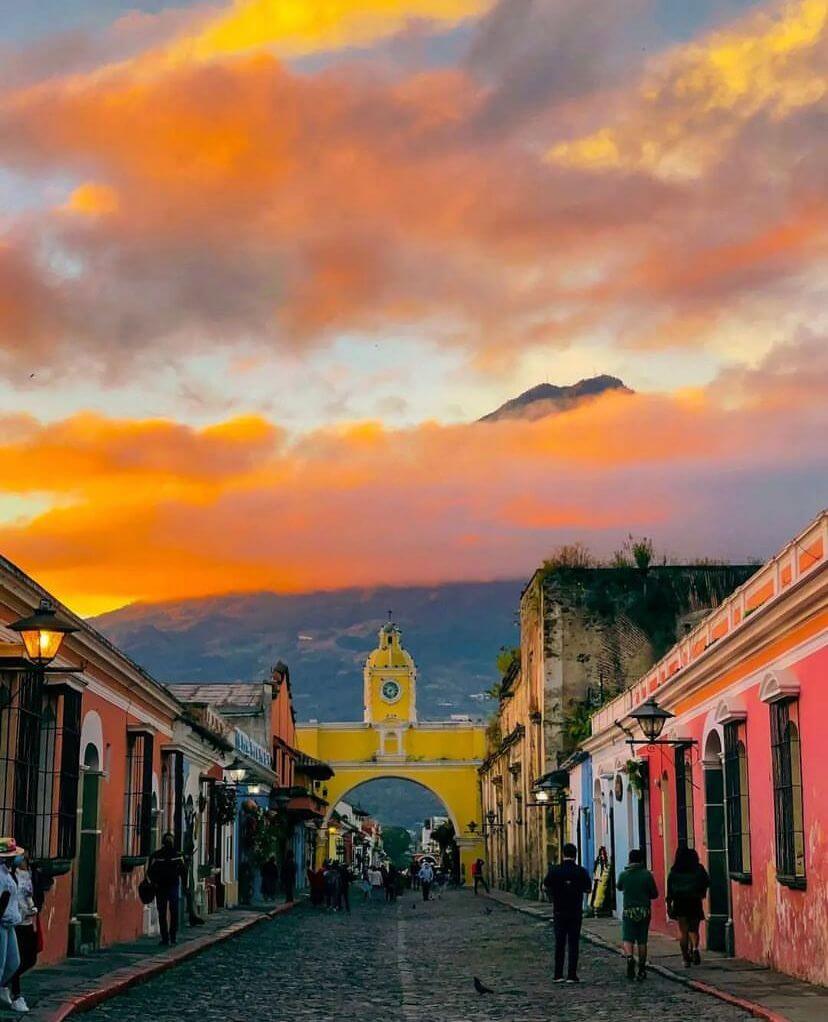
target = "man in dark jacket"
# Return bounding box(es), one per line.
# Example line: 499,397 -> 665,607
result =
147,832 -> 186,946
544,843 -> 592,983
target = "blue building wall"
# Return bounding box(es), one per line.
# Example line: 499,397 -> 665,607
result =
579,757 -> 594,872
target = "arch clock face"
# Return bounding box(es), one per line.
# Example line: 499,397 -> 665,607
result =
381,679 -> 402,703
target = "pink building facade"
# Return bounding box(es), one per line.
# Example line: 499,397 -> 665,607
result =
583,511 -> 828,986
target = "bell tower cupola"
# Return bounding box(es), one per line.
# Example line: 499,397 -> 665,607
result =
363,619 -> 417,726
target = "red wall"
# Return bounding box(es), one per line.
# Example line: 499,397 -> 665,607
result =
39,683 -> 174,964
642,636 -> 828,986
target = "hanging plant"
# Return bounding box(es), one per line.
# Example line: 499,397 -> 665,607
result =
625,758 -> 647,796
212,784 -> 237,826
251,808 -> 291,866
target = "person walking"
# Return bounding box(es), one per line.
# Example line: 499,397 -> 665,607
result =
308,865 -> 325,907
282,848 -> 296,903
147,832 -> 186,947
385,865 -> 399,903
667,845 -> 710,967
0,839 -> 23,1012
544,843 -> 592,984
9,851 -> 38,1013
361,867 -> 372,902
616,849 -> 658,981
323,861 -> 339,910
336,861 -> 352,914
418,860 -> 434,902
589,846 -> 611,916
369,865 -> 384,901
261,855 -> 279,902
409,860 -> 419,891
471,858 -> 489,895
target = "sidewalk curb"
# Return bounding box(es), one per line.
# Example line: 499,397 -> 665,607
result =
43,902 -> 296,1022
485,893 -> 790,1022
578,926 -> 790,1022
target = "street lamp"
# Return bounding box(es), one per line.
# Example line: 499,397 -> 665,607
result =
225,756 -> 248,785
10,600 -> 77,668
615,697 -> 694,748
629,697 -> 674,743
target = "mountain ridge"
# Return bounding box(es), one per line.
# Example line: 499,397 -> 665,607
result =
92,580 -> 522,722
480,374 -> 631,422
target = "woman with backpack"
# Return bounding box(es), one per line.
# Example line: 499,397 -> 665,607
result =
667,845 -> 710,967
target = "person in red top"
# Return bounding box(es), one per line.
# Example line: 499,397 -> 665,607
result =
471,858 -> 489,895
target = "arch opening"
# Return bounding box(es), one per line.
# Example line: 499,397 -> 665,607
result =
328,776 -> 455,833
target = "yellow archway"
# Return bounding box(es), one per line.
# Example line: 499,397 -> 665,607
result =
296,621 -> 487,883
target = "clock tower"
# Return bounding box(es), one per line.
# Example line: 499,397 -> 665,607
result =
363,621 -> 417,727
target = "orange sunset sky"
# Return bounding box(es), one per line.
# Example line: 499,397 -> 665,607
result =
0,0 -> 826,616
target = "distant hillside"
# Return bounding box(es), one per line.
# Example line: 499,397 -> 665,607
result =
92,581 -> 522,721
480,374 -> 631,422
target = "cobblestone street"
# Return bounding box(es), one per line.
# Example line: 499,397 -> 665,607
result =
81,892 -> 754,1022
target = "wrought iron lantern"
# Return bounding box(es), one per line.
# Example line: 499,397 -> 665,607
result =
628,697 -> 674,743
10,600 -> 78,668
225,756 -> 248,785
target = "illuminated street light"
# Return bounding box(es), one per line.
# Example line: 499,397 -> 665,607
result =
225,756 -> 248,785
10,600 -> 77,668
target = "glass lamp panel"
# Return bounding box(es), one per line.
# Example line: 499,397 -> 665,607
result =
22,628 -> 64,664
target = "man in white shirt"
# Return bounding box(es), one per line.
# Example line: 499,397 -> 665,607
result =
369,867 -> 384,900
418,862 -> 435,902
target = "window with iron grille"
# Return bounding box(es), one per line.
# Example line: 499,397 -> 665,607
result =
0,672 -> 81,864
724,721 -> 751,878
35,686 -> 82,862
160,750 -> 183,846
123,731 -> 154,860
207,779 -> 221,868
0,670 -> 43,854
674,744 -> 695,848
770,699 -> 805,885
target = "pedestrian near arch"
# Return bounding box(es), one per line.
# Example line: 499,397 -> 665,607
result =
471,858 -> 489,895
418,860 -> 434,901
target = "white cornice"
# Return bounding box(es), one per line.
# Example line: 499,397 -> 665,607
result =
0,567 -> 181,719
84,676 -> 173,738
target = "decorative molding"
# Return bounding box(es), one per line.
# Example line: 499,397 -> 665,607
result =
323,759 -> 483,770
758,668 -> 800,704
714,698 -> 747,725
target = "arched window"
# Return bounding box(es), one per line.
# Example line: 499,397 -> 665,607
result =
770,699 -> 805,886
674,745 -> 695,848
724,723 -> 751,877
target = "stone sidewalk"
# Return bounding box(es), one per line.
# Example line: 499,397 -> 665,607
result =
17,901 -> 294,1022
485,889 -> 828,1022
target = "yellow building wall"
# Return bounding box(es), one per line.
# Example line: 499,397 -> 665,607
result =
297,721 -> 486,882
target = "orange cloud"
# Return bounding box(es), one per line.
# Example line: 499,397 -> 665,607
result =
0,0 -> 824,377
1,349 -> 825,616
62,182 -> 120,216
